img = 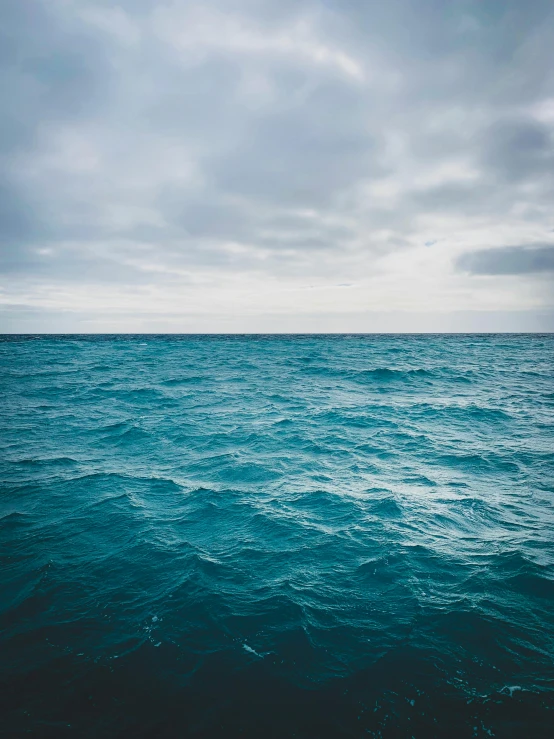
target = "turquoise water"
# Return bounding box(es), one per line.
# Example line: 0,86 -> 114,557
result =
1,334 -> 553,738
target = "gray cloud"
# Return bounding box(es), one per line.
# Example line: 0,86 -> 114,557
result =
1,0 -> 554,330
457,245 -> 554,275
481,118 -> 554,183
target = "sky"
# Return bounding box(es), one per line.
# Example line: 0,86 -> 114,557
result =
1,0 -> 554,333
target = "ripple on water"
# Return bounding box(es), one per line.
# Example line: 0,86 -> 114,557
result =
0,334 -> 553,737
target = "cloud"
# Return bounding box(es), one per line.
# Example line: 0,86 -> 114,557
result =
457,245 -> 554,275
1,0 -> 554,331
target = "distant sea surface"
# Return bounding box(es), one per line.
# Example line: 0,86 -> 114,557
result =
1,334 -> 553,738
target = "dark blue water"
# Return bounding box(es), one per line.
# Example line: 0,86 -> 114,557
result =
1,335 -> 553,738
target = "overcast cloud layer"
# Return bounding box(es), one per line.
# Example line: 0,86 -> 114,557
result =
1,0 -> 554,332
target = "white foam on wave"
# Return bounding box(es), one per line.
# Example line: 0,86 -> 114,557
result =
502,685 -> 522,697
243,643 -> 263,658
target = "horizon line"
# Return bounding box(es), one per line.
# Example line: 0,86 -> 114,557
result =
2,332 -> 553,337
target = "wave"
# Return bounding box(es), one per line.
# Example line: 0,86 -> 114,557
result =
1,334 -> 553,737
162,375 -> 205,387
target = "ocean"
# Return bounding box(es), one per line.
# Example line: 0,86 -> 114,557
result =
1,334 -> 553,738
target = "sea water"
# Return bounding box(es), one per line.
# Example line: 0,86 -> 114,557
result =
1,334 -> 553,737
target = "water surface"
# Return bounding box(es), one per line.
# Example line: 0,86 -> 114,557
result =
1,334 -> 553,737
